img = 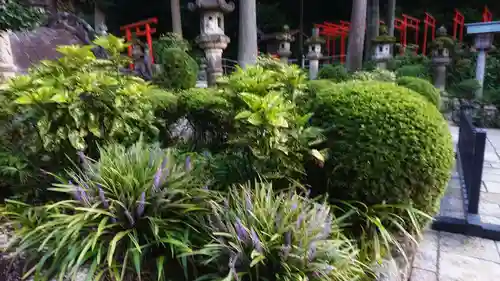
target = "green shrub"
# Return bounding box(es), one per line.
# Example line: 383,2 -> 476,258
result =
153,32 -> 191,53
196,181 -> 366,281
397,76 -> 441,107
154,47 -> 198,90
388,54 -> 431,71
308,81 -> 454,225
174,63 -> 325,187
306,79 -> 336,101
448,78 -> 481,100
0,0 -> 46,31
317,64 -> 350,82
1,141 -> 211,281
0,35 -> 176,200
395,64 -> 430,80
351,69 -> 396,82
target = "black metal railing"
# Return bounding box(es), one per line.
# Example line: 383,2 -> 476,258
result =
457,107 -> 487,214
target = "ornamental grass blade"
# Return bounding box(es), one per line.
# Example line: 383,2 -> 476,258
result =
156,256 -> 165,281
107,230 -> 131,267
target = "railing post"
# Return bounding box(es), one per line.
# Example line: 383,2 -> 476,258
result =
469,128 -> 486,214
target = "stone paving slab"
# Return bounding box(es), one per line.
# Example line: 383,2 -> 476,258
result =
410,231 -> 500,281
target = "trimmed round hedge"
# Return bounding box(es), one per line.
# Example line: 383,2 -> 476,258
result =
397,76 -> 441,107
308,81 -> 454,219
154,47 -> 198,90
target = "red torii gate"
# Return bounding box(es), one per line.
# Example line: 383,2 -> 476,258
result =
423,13 -> 436,55
403,14 -> 420,53
453,9 -> 465,42
483,6 -> 493,22
120,17 -> 158,69
315,22 -> 349,64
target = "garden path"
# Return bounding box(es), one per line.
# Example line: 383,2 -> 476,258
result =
409,125 -> 500,281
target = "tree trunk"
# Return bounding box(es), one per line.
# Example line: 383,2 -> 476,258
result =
364,0 -> 380,61
346,0 -> 367,72
387,0 -> 396,54
237,0 -> 258,68
94,4 -> 106,29
170,0 -> 183,37
387,0 -> 396,36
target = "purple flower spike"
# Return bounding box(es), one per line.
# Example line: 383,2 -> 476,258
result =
136,192 -> 146,218
152,167 -> 162,192
111,217 -> 117,224
98,186 -> 109,209
73,185 -> 82,202
291,202 -> 297,210
307,243 -> 316,261
284,231 -> 291,246
324,265 -> 334,274
251,229 -> 262,253
77,151 -> 87,166
124,209 -> 135,226
234,218 -> 248,243
296,213 -> 304,228
185,156 -> 191,171
321,218 -> 332,239
161,157 -> 168,170
245,192 -> 252,211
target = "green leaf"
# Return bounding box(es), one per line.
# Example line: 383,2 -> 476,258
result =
107,230 -> 131,267
311,149 -> 325,162
14,95 -> 33,104
234,110 -> 252,120
247,113 -> 263,126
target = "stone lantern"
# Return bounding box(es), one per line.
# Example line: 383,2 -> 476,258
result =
188,0 -> 235,87
276,25 -> 295,64
429,26 -> 454,92
371,25 -> 396,69
466,21 -> 500,98
305,27 -> 325,80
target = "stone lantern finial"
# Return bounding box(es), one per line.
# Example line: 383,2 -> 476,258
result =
305,27 -> 325,80
189,0 -> 234,87
437,25 -> 447,37
276,25 -> 295,64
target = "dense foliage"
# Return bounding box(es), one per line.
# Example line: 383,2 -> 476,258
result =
397,76 -> 441,107
0,45 -> 453,280
351,69 -> 396,82
154,47 -> 199,90
1,142 -> 211,281
196,182 -> 366,281
307,81 -> 454,225
0,0 -> 46,31
317,64 -> 350,82
0,35 -> 176,200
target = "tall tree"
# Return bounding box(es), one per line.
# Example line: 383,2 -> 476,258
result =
171,0 -> 182,37
237,0 -> 258,68
364,0 -> 379,61
346,0 -> 367,71
387,0 -> 396,36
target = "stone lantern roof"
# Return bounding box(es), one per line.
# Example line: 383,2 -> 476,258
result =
305,27 -> 325,45
276,25 -> 295,43
372,24 -> 396,44
188,0 -> 235,13
429,25 -> 455,51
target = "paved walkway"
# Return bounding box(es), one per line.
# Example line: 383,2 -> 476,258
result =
410,125 -> 500,281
